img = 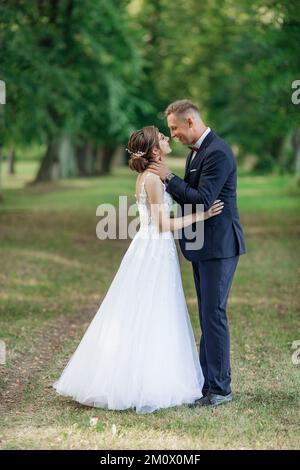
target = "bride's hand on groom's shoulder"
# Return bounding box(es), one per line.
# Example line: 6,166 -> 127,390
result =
204,200 -> 224,220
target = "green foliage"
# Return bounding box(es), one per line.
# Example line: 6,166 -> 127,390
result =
134,0 -> 300,166
0,0 -> 145,147
1,0 -> 299,175
253,153 -> 277,174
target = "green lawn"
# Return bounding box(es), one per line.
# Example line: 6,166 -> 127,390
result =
0,162 -> 299,449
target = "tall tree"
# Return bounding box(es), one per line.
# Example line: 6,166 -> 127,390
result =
0,0 -> 144,180
134,0 -> 300,169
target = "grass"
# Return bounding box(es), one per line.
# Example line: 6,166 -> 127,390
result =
0,161 -> 299,449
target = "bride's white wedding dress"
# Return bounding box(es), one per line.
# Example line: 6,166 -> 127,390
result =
53,172 -> 204,413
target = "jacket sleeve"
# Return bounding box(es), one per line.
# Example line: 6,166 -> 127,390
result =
166,150 -> 233,211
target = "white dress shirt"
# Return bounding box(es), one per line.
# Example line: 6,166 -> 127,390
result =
190,127 -> 211,164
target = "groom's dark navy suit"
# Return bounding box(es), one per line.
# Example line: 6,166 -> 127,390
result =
166,130 -> 246,396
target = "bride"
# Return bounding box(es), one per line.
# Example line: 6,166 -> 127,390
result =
53,126 -> 224,413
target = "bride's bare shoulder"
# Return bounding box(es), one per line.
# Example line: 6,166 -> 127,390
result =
143,172 -> 164,202
144,171 -> 161,183
144,172 -> 163,188
135,171 -> 161,198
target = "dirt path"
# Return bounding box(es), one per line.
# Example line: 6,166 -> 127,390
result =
0,308 -> 96,415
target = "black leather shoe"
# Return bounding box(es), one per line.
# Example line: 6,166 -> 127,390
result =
189,392 -> 232,408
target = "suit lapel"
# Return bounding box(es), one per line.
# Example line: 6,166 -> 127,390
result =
185,149 -> 194,175
184,131 -> 216,179
184,146 -> 206,180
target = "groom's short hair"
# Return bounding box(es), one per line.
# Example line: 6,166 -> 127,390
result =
164,99 -> 200,118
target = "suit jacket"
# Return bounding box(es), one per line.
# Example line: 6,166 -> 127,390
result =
166,130 -> 246,262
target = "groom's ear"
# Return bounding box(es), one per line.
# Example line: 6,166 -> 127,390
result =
187,117 -> 194,128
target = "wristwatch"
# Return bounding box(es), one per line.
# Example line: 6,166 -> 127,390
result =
164,172 -> 175,184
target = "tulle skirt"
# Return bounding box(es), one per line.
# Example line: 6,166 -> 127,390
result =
53,228 -> 204,413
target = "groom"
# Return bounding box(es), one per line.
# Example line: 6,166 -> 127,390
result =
149,99 -> 246,406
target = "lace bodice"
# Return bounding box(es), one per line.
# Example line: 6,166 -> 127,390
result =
135,172 -> 173,230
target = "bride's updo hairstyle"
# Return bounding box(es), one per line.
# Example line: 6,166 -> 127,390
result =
127,126 -> 160,173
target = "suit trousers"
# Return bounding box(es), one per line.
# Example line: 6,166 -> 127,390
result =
192,255 -> 239,395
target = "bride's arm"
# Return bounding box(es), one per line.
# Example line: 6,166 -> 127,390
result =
145,174 -> 224,233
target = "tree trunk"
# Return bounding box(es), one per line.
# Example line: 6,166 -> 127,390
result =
0,146 -> 4,202
99,144 -> 116,175
7,148 -> 15,175
75,143 -> 94,176
58,136 -> 78,178
33,141 -> 59,183
292,128 -> 300,173
271,136 -> 284,161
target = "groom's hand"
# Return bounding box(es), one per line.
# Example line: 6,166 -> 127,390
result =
148,162 -> 172,182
